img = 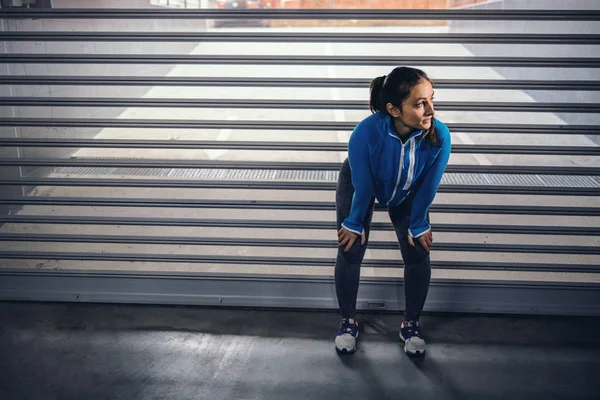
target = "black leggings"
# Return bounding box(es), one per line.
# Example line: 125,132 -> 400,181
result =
334,158 -> 432,321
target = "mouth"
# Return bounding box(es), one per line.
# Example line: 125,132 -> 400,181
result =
422,118 -> 432,124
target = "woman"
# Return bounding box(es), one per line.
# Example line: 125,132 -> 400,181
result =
334,66 -> 451,356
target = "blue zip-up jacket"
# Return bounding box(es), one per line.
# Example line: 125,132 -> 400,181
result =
341,113 -> 451,238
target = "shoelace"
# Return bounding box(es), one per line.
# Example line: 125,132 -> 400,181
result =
341,319 -> 357,334
404,321 -> 422,338
413,324 -> 422,338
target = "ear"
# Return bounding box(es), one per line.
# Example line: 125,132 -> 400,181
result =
385,102 -> 401,118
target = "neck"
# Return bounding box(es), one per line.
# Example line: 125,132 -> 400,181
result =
392,116 -> 417,142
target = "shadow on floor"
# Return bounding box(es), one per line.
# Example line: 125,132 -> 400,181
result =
1,301 -> 599,400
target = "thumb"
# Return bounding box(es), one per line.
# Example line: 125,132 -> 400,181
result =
361,231 -> 366,246
408,235 -> 414,247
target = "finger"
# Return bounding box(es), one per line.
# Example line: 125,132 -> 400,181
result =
361,232 -> 366,246
344,236 -> 356,252
338,235 -> 349,246
408,235 -> 414,247
420,232 -> 432,249
338,228 -> 344,237
338,231 -> 350,244
420,237 -> 430,253
424,234 -> 433,247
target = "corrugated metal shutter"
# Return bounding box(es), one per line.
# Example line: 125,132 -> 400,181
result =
0,0 -> 598,315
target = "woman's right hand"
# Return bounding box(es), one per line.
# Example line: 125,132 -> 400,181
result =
337,227 -> 366,252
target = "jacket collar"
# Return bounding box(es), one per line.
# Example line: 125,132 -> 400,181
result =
385,114 -> 425,142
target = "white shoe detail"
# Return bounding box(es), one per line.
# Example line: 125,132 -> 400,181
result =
335,332 -> 358,353
401,334 -> 426,355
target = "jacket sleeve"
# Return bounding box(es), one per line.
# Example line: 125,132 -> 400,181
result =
408,124 -> 451,238
341,124 -> 375,236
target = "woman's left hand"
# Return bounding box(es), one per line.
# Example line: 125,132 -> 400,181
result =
408,230 -> 433,253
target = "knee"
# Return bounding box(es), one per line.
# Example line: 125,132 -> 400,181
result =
404,253 -> 431,274
401,242 -> 431,267
337,241 -> 366,266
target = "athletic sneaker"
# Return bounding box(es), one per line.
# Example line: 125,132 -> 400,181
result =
399,320 -> 426,356
335,317 -> 359,354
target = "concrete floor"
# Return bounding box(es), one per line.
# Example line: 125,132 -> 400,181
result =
1,302 -> 599,400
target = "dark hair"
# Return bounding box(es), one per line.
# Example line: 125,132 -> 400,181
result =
369,66 -> 438,145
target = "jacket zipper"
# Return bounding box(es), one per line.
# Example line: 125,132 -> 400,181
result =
402,138 -> 416,191
387,142 -> 406,206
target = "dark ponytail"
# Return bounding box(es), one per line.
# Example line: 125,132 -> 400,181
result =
369,75 -> 386,114
369,66 -> 439,146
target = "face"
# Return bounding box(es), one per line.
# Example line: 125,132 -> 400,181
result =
386,79 -> 435,132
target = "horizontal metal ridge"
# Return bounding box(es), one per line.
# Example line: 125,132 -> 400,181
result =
0,139 -> 597,156
0,9 -> 598,21
0,251 -> 597,273
2,159 -> 599,176
0,118 -> 596,135
1,233 -> 597,254
2,76 -> 598,91
1,215 -> 597,236
2,97 -> 598,113
1,197 -> 597,215
2,178 -> 600,196
2,54 -> 598,68
2,32 -> 599,44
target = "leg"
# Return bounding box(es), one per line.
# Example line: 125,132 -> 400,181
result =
334,158 -> 375,318
388,199 -> 432,322
389,198 -> 431,355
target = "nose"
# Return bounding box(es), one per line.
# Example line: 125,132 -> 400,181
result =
425,100 -> 435,116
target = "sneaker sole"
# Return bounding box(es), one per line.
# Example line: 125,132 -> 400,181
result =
399,332 -> 426,356
335,346 -> 356,354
